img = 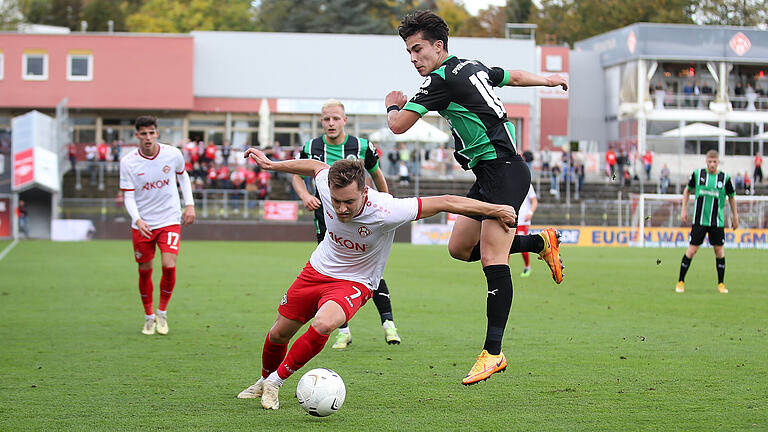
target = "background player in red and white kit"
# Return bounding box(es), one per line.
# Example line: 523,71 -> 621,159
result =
120,115 -> 195,336
237,148 -> 517,410
517,185 -> 538,277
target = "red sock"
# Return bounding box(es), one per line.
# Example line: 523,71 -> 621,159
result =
522,252 -> 530,267
277,325 -> 329,380
157,266 -> 176,311
262,334 -> 288,379
138,268 -> 154,315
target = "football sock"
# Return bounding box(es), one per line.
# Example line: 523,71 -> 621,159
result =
277,325 -> 329,380
156,309 -> 167,318
261,334 -> 288,379
468,235 -> 545,262
158,266 -> 176,311
716,257 -> 725,284
373,279 -> 394,324
266,372 -> 284,387
338,322 -> 349,330
679,255 -> 692,282
138,268 -> 154,315
510,234 -> 545,254
522,252 -> 530,268
145,313 -> 155,320
482,264 -> 513,356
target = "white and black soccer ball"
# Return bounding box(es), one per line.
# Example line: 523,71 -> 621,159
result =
295,368 -> 346,417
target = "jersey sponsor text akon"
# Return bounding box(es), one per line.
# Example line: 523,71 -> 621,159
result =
309,168 -> 421,290
120,144 -> 186,230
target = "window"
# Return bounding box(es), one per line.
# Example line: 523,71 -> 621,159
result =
67,51 -> 93,81
0,51 -> 4,80
545,55 -> 562,72
23,51 -> 48,80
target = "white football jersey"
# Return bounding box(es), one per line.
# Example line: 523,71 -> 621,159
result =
119,144 -> 186,230
310,168 -> 421,290
517,185 -> 537,227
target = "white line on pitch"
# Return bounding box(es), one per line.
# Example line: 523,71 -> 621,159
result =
0,239 -> 19,262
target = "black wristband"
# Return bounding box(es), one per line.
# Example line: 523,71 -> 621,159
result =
387,105 -> 401,113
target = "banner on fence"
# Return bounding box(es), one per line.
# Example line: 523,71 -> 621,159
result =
0,197 -> 10,238
264,201 -> 298,221
411,224 -> 768,249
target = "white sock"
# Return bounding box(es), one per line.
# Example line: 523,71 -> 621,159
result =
338,327 -> 351,335
382,320 -> 395,329
145,314 -> 155,320
524,266 -> 530,271
266,371 -> 284,387
156,309 -> 167,318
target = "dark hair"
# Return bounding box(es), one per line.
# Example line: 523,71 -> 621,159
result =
328,159 -> 365,192
398,10 -> 449,51
135,115 -> 158,130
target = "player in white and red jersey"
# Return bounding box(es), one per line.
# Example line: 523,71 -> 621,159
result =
119,115 -> 195,336
236,148 -> 517,410
517,185 -> 538,277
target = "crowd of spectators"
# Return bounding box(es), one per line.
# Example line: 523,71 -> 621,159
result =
180,139 -> 293,200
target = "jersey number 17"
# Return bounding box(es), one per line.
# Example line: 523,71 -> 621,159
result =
468,71 -> 505,118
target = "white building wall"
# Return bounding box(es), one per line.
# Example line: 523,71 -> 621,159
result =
191,31 -> 537,107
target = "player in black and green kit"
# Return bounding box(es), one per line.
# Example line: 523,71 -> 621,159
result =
677,150 -> 739,294
386,10 -> 568,385
291,99 -> 400,349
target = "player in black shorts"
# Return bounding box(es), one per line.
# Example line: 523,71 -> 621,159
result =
385,10 -> 568,385
676,150 -> 739,294
292,99 -> 401,349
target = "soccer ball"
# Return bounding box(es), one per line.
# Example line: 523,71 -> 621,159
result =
295,368 -> 346,417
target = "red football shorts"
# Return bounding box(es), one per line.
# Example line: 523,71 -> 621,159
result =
131,224 -> 181,263
278,262 -> 372,324
517,224 -> 529,235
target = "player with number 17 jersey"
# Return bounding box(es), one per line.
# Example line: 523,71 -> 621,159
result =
120,143 -> 187,230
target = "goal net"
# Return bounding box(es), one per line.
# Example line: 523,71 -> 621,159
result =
629,193 -> 768,248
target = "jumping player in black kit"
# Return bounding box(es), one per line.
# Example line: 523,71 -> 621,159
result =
386,10 -> 568,385
292,99 -> 401,349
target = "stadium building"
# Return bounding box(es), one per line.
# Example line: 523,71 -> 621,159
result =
0,29 -> 559,155
570,23 -> 768,180
0,27 -> 566,238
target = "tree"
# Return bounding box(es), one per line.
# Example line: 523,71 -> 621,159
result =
18,0 -> 83,29
81,0 -> 127,31
258,0 -> 402,34
125,0 -> 257,33
532,0 -> 696,47
505,0 -> 534,23
692,0 -> 768,26
0,0 -> 23,30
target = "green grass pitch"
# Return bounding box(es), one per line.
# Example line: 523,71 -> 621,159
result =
0,240 -> 766,431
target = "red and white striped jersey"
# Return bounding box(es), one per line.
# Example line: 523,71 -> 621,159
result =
119,144 -> 186,230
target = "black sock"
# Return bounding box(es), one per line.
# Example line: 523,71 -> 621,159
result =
468,234 -> 545,262
338,322 -> 348,329
716,257 -> 725,284
679,255 -> 692,282
510,234 -> 545,254
373,279 -> 394,323
482,264 -> 513,355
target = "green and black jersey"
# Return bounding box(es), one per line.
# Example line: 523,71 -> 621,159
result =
299,134 -> 380,173
403,55 -> 518,170
299,134 -> 381,241
687,168 -> 735,227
